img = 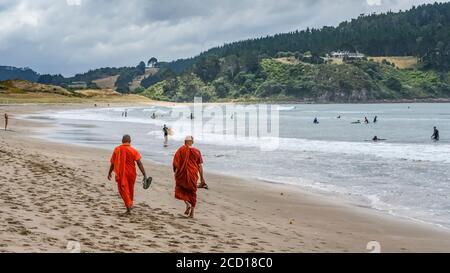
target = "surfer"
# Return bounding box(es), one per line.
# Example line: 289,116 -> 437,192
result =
190,113 -> 194,120
364,117 -> 370,124
163,124 -> 169,146
372,136 -> 386,142
313,117 -> 319,124
373,116 -> 378,123
351,120 -> 361,124
337,115 -> 341,119
431,126 -> 440,141
151,113 -> 156,119
4,113 -> 8,131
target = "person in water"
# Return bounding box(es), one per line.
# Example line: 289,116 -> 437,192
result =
364,117 -> 369,124
431,126 -> 440,141
163,124 -> 169,145
372,136 -> 386,142
151,113 -> 156,119
373,116 -> 378,123
352,120 -> 361,124
313,117 -> 319,124
337,115 -> 341,119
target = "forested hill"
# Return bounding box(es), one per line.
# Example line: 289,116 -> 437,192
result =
165,2 -> 450,72
141,3 -> 450,103
0,66 -> 39,82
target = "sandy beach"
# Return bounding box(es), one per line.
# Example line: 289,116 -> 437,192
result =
1,103 -> 450,253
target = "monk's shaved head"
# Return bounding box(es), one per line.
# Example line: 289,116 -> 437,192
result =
122,135 -> 131,143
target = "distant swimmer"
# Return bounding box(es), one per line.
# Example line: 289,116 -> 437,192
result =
313,117 -> 319,124
125,110 -> 128,118
364,117 -> 370,124
4,113 -> 8,131
151,113 -> 156,119
337,115 -> 341,119
231,114 -> 234,120
431,126 -> 440,141
163,124 -> 169,146
352,120 -> 361,124
190,113 -> 194,120
373,116 -> 378,123
372,136 -> 386,142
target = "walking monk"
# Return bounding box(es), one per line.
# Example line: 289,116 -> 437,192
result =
173,136 -> 207,218
108,135 -> 147,215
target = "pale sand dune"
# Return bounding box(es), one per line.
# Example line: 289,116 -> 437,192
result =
1,104 -> 450,253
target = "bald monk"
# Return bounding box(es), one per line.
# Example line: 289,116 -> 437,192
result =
108,135 -> 146,214
173,136 -> 207,218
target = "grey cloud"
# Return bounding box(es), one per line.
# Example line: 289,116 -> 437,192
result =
0,0 -> 445,76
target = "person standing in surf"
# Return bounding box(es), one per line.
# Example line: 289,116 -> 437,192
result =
172,136 -> 207,218
431,126 -> 440,141
163,124 -> 169,146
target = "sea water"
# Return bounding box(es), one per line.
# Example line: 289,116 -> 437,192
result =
24,103 -> 450,228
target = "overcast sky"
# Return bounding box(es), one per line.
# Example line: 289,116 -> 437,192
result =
0,0 -> 445,76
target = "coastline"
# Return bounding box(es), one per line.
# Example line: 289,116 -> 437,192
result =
1,104 -> 450,252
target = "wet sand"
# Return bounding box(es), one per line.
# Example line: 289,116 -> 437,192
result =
1,104 -> 450,253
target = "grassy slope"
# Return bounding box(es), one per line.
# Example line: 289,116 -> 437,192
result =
0,80 -> 151,104
142,58 -> 450,103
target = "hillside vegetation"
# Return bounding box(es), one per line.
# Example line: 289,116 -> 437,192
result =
139,3 -> 450,102
0,80 -> 151,103
142,58 -> 450,102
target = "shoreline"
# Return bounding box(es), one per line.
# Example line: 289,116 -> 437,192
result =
28,129 -> 450,233
2,103 -> 450,252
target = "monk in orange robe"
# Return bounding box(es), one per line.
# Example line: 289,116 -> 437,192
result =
108,135 -> 146,214
173,136 -> 206,218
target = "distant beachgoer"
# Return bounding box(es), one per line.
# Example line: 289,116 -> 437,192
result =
337,115 -> 341,119
94,104 -> 97,107
373,116 -> 378,123
4,113 -> 8,131
372,136 -> 386,142
431,126 -> 440,141
151,113 -> 156,119
163,124 -> 169,146
108,135 -> 147,215
364,117 -> 369,124
190,113 -> 194,120
173,136 -> 207,218
313,117 -> 319,124
125,111 -> 128,118
352,120 -> 361,124
231,114 -> 234,120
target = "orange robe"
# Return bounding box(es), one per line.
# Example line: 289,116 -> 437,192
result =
110,143 -> 141,209
173,145 -> 203,208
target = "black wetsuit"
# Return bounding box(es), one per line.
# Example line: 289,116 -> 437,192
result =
163,126 -> 169,136
432,129 -> 440,141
